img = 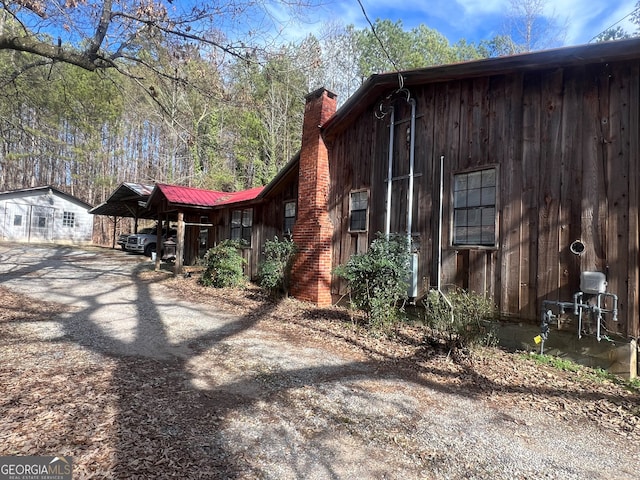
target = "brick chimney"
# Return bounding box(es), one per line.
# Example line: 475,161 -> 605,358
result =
290,88 -> 337,306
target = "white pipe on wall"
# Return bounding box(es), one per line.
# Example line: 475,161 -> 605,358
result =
407,99 -> 418,298
437,155 -> 444,290
385,108 -> 395,239
407,98 -> 416,251
437,154 -> 455,322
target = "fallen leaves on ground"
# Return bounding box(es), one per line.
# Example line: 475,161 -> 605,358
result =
1,268 -> 639,478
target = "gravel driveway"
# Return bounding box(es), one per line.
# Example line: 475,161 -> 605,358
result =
0,243 -> 638,479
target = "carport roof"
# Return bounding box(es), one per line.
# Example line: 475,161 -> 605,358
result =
107,182 -> 154,202
89,182 -> 155,218
93,182 -> 267,218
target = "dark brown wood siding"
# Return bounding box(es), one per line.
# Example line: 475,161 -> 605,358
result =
327,59 -> 640,338
209,168 -> 299,281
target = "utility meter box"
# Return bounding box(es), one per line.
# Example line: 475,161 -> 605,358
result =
580,271 -> 607,294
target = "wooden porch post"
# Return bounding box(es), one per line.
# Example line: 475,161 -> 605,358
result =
175,211 -> 185,275
155,212 -> 162,271
112,215 -> 118,249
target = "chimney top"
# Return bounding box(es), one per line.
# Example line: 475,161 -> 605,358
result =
305,87 -> 337,102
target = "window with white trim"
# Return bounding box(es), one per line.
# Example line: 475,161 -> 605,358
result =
349,190 -> 369,232
453,168 -> 496,246
63,211 -> 75,227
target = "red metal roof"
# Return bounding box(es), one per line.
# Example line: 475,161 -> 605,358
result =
156,183 -> 227,207
155,183 -> 264,208
215,186 -> 264,206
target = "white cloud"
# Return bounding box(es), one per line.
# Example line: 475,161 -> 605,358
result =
450,0 -> 638,44
543,0 -> 638,44
254,0 -> 639,47
587,0 -> 639,41
456,0 -> 508,16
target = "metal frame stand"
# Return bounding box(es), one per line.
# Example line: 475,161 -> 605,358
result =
539,291 -> 618,354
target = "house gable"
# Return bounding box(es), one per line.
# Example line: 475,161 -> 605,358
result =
322,39 -> 640,350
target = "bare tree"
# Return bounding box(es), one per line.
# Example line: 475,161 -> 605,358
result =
0,1 -> 311,75
503,0 -> 567,53
316,21 -> 362,104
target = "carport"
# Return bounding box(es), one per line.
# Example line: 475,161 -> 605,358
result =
89,182 -> 155,248
144,184 -> 263,274
93,182 -> 264,274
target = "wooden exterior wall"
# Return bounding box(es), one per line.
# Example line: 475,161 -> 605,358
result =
327,59 -> 640,338
208,169 -> 299,280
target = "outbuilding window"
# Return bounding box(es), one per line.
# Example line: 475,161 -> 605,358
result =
453,168 -> 496,246
231,209 -> 252,247
63,211 -> 75,228
349,190 -> 369,232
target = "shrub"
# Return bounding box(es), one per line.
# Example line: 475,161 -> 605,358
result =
258,236 -> 297,297
200,240 -> 246,288
422,288 -> 497,356
334,234 -> 410,329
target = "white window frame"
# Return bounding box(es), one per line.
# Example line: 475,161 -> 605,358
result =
63,211 -> 75,228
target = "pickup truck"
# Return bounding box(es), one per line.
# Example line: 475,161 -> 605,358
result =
117,232 -> 131,250
125,227 -> 176,257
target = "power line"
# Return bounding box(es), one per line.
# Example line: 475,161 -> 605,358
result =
355,0 -> 400,72
356,0 -> 411,119
588,6 -> 640,43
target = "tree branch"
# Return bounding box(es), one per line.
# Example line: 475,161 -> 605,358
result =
0,35 -> 114,70
0,58 -> 51,88
86,0 -> 113,58
110,10 -> 259,65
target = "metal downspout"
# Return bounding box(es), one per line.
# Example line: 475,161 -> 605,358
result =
385,108 -> 395,239
407,99 -> 416,250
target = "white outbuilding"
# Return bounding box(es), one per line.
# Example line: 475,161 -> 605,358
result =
0,186 -> 94,244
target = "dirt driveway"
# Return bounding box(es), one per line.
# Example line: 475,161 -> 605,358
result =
0,243 -> 639,479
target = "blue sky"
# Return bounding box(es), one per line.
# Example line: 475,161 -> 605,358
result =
18,1 -> 638,54
280,0 -> 639,47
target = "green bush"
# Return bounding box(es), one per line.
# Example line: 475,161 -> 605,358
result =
422,288 -> 497,355
258,236 -> 297,297
334,234 -> 410,329
200,240 -> 246,288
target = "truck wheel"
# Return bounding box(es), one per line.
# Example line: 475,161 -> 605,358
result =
144,244 -> 156,257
